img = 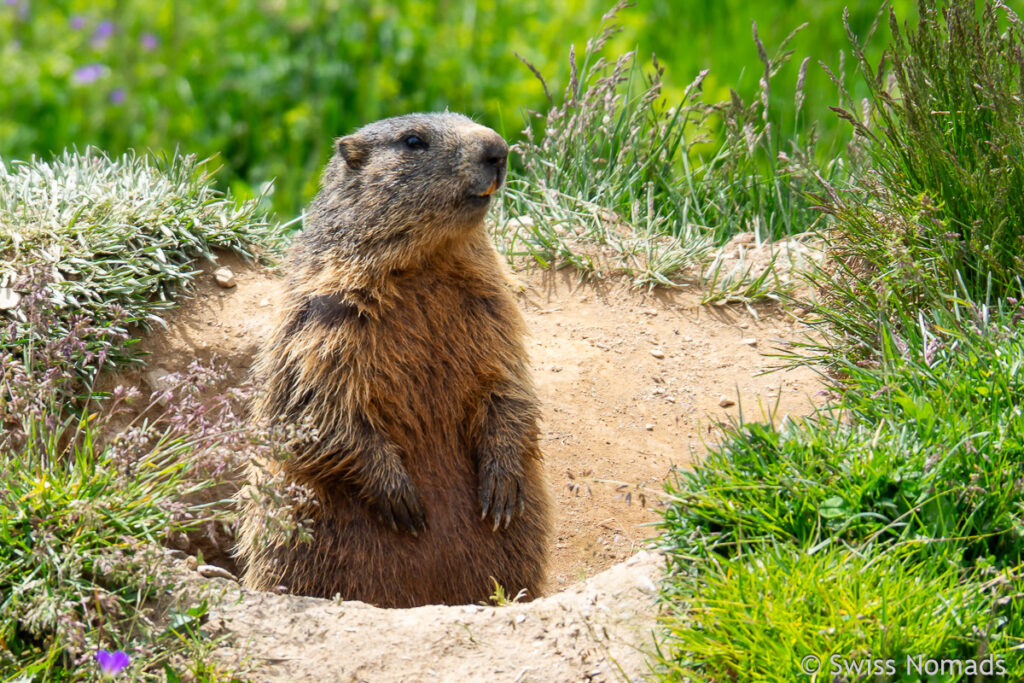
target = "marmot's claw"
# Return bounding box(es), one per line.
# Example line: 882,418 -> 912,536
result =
479,465 -> 524,532
371,476 -> 426,535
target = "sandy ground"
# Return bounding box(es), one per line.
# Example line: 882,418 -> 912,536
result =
175,549 -> 665,683
128,251 -> 822,681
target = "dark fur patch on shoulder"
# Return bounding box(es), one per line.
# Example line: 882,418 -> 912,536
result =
299,294 -> 362,328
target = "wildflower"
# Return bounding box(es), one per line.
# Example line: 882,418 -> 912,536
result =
109,88 -> 125,104
95,649 -> 129,676
71,64 -> 105,84
140,32 -> 158,50
91,20 -> 114,47
69,14 -> 85,30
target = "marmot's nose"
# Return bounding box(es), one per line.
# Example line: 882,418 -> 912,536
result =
479,137 -> 508,170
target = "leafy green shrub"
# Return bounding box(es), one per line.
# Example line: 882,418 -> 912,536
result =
0,149 -> 281,373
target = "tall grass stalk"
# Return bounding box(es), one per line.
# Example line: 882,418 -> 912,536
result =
802,0 -> 1024,366
498,4 -> 838,289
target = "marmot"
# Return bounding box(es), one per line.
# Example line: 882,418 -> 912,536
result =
236,113 -> 551,607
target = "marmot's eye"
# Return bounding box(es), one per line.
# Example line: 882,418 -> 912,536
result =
404,135 -> 428,150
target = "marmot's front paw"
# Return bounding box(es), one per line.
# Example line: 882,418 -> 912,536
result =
367,473 -> 427,535
479,461 -> 525,531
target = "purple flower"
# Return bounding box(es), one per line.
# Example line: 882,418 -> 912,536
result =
91,20 -> 114,47
140,32 -> 158,51
69,14 -> 85,30
95,649 -> 129,676
109,88 -> 125,104
71,64 -> 105,84
5,0 -> 27,19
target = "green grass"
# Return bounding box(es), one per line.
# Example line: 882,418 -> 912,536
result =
660,303 -> 1024,566
496,5 -> 840,289
655,1 -> 1024,678
0,149 -> 282,373
0,386 -> 224,680
0,149 -> 280,680
0,0 -> 902,218
800,0 -> 1024,367
657,545 -> 1024,682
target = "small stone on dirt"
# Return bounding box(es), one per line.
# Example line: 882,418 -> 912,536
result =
634,575 -> 658,595
741,337 -> 758,347
718,395 -> 736,408
198,564 -> 238,581
0,288 -> 20,310
214,267 -> 236,288
645,423 -> 654,431
259,297 -> 271,307
506,215 -> 535,230
649,348 -> 665,359
145,368 -> 175,404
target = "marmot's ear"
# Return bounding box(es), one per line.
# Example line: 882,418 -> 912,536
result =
337,135 -> 370,170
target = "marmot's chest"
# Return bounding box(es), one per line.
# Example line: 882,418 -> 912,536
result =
341,273 -> 520,450
376,274 -> 517,384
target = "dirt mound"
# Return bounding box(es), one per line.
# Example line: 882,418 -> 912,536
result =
181,549 -> 665,682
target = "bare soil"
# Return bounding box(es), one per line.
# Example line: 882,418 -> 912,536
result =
133,252 -> 822,681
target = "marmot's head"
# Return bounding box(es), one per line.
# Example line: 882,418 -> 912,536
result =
311,112 -> 508,259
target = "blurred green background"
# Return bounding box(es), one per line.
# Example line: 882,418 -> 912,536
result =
1,0 -> 910,218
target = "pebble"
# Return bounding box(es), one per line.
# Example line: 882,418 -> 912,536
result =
718,395 -> 736,408
145,368 -> 174,404
214,267 -> 236,288
740,337 -> 758,347
259,297 -> 271,307
649,348 -> 665,359
507,215 -> 535,229
0,287 -> 20,310
198,564 -> 238,581
185,555 -> 198,571
645,423 -> 654,431
634,575 -> 659,595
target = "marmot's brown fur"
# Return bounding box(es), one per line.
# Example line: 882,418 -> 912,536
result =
235,113 -> 551,607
